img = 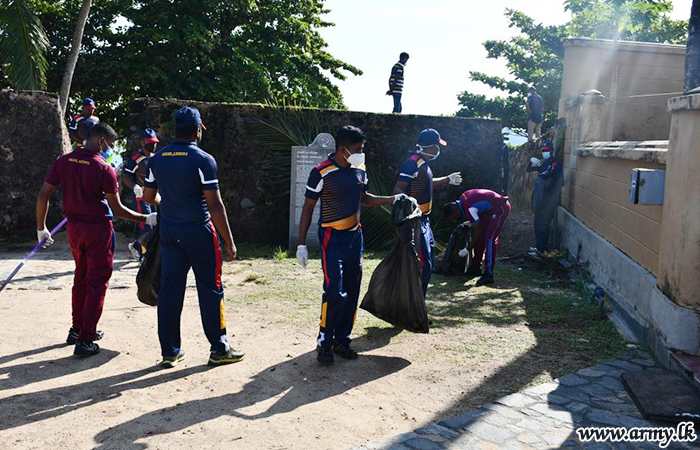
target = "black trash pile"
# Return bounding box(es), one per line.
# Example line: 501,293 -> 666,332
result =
136,224 -> 162,307
360,195 -> 429,333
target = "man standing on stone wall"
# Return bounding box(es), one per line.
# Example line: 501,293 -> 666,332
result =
36,122 -> 157,356
393,128 -> 462,297
387,52 -> 409,113
122,128 -> 160,262
143,106 -> 244,368
296,125 -> 414,365
526,86 -> 544,141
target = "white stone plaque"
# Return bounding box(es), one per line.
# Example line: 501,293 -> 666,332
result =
288,133 -> 335,249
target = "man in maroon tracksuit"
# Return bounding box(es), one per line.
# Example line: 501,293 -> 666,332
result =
36,122 -> 157,356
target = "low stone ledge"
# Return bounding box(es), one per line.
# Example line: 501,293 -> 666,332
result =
573,140 -> 668,164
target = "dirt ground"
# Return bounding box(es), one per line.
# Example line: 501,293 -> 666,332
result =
0,223 -> 625,450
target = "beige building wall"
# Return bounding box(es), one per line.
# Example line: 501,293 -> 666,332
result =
561,150 -> 665,276
559,39 -> 685,141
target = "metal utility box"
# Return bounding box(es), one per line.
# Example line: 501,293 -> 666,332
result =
630,169 -> 665,205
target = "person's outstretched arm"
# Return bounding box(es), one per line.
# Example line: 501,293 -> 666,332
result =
361,192 -> 395,207
105,193 -> 149,223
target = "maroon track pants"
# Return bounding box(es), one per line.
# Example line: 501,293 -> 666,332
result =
67,221 -> 115,341
470,201 -> 511,275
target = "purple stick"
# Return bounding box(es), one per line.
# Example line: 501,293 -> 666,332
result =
0,163 -> 123,294
0,217 -> 69,293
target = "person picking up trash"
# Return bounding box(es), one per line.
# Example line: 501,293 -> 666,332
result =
443,189 -> 511,286
122,128 -> 160,262
296,125 -> 417,366
393,128 -> 462,297
36,122 -> 158,356
527,140 -> 564,256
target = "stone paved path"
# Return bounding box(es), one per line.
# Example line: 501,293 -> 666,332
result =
354,351 -> 697,450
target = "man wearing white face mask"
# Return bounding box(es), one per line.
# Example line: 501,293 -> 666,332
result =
528,140 -> 564,255
393,128 -> 462,296
296,125 -> 415,366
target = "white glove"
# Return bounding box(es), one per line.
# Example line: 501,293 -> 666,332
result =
458,248 -> 469,258
37,228 -> 54,248
145,213 -> 158,227
530,157 -> 542,167
133,185 -> 143,199
448,172 -> 463,186
296,245 -> 308,269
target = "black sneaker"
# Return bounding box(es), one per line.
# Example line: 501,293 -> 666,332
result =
476,273 -> 495,286
74,340 -> 100,356
161,350 -> 186,368
332,343 -> 359,360
465,267 -> 483,278
317,346 -> 334,365
66,328 -> 104,345
208,348 -> 245,366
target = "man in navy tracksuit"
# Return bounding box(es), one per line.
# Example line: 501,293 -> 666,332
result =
143,106 -> 244,368
393,129 -> 462,297
527,140 -> 564,254
295,126 -> 408,366
122,128 -> 159,261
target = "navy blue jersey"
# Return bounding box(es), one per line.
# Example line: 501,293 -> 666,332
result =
389,61 -> 405,94
397,152 -> 433,214
123,150 -> 150,187
145,139 -> 219,226
305,155 -> 368,231
537,157 -> 565,186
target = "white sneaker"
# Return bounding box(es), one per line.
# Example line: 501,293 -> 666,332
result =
128,242 -> 140,260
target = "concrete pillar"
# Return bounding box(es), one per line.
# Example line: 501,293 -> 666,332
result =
564,90 -> 605,174
658,93 -> 700,311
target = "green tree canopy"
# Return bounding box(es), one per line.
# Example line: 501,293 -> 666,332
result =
28,0 -> 361,130
457,0 -> 688,137
0,0 -> 49,90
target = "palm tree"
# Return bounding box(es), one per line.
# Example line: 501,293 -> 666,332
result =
59,0 -> 91,114
0,0 -> 49,90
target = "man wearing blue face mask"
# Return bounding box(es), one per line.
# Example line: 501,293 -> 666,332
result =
528,140 -> 564,255
393,128 -> 462,296
296,125 -> 416,366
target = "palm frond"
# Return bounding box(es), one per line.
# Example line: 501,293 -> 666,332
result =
0,0 -> 49,90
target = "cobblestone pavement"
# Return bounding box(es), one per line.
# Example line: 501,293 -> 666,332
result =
354,351 -> 697,450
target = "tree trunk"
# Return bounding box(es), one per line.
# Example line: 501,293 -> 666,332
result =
684,0 -> 700,92
58,0 -> 92,116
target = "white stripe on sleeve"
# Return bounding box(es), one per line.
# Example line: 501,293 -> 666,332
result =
306,179 -> 324,193
198,168 -> 219,185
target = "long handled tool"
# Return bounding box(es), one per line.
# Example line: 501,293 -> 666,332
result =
0,217 -> 68,293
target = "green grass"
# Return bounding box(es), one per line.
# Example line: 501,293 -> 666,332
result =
272,246 -> 288,261
225,243 -> 629,382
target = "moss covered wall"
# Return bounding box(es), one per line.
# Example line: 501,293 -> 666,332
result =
0,91 -> 70,238
129,98 -> 504,244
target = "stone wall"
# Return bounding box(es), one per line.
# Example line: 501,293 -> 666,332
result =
129,98 -> 503,244
0,91 -> 70,238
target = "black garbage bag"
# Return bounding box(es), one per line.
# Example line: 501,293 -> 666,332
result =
360,195 -> 429,333
136,224 -> 161,307
435,223 -> 473,276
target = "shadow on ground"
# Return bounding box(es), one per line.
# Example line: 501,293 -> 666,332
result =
91,331 -> 409,449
